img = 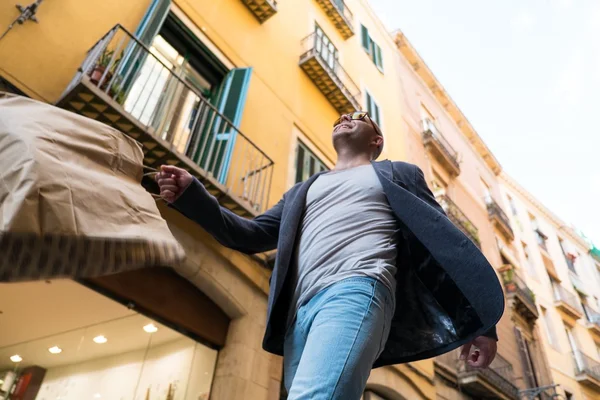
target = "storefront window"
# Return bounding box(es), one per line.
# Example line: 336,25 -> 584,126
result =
0,280 -> 217,400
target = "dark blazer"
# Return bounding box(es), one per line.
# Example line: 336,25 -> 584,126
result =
172,160 -> 504,367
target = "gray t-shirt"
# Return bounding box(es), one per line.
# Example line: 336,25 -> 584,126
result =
287,164 -> 399,325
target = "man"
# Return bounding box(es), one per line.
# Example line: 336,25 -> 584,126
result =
156,112 -> 504,399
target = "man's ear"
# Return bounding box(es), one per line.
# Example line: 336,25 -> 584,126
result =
372,135 -> 384,147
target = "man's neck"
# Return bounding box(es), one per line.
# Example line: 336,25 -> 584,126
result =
333,151 -> 372,171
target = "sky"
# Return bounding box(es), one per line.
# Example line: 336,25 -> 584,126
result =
368,0 -> 600,245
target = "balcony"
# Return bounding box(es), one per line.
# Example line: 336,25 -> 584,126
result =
422,119 -> 461,177
300,32 -> 361,114
553,284 -> 583,323
435,350 -> 519,400
436,195 -> 481,248
573,351 -> 600,391
56,25 -> 273,218
314,0 -> 354,39
486,197 -> 515,241
500,266 -> 538,322
584,304 -> 600,338
240,0 -> 277,23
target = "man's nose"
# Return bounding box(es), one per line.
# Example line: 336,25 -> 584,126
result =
340,114 -> 351,122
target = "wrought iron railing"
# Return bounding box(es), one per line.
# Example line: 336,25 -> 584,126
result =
503,269 -> 537,312
464,353 -> 519,398
584,304 -> 600,326
61,25 -> 274,213
300,31 -> 361,109
573,350 -> 600,381
436,350 -> 519,398
422,119 -> 460,170
553,284 -> 582,314
436,195 -> 481,247
486,196 -> 514,236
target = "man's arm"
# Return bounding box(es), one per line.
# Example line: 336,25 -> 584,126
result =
156,165 -> 284,254
412,164 -> 498,342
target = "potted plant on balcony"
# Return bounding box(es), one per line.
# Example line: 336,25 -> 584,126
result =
89,48 -> 123,91
502,268 -> 516,293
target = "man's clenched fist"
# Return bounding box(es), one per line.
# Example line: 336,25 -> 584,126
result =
155,165 -> 193,203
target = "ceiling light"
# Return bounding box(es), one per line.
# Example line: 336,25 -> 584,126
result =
48,346 -> 62,354
10,355 -> 22,363
143,323 -> 158,333
94,394 -> 102,399
93,335 -> 107,344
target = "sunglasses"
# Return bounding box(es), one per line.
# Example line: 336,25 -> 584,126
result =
333,111 -> 381,136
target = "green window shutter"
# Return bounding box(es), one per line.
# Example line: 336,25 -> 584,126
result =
361,24 -> 370,52
200,67 -> 252,183
295,144 -> 305,183
366,92 -> 372,115
120,0 -> 171,93
136,0 -> 171,45
375,44 -> 384,71
218,67 -> 252,127
374,102 -> 381,126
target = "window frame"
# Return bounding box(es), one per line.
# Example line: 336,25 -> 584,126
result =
540,307 -> 560,350
365,91 -> 381,127
294,140 -> 329,183
360,24 -> 384,72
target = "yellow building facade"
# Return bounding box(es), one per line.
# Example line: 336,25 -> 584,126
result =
499,175 -> 600,400
1,1 -> 597,400
394,33 -> 559,400
0,0 -> 430,399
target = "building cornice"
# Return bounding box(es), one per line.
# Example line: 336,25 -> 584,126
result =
394,31 -> 502,175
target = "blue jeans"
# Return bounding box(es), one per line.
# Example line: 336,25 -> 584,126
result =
283,277 -> 394,400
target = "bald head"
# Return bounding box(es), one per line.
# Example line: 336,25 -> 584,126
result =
332,112 -> 384,161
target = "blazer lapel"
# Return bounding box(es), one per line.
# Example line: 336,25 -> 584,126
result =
372,160 -> 393,182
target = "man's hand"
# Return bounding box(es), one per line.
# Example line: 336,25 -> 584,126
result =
459,336 -> 497,369
155,165 -> 193,203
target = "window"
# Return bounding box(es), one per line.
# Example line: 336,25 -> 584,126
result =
559,239 -> 577,273
295,141 -> 328,183
515,328 -> 539,388
522,242 -> 537,278
566,327 -> 584,371
314,24 -> 338,71
541,307 -> 559,349
481,179 -> 492,203
507,194 -> 518,216
529,214 -> 548,249
122,9 -> 252,183
0,279 -> 218,400
365,91 -> 381,126
360,24 -> 384,71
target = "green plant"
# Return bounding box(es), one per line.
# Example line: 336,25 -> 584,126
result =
108,74 -> 126,104
97,48 -> 123,71
98,49 -> 114,68
502,268 -> 514,284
